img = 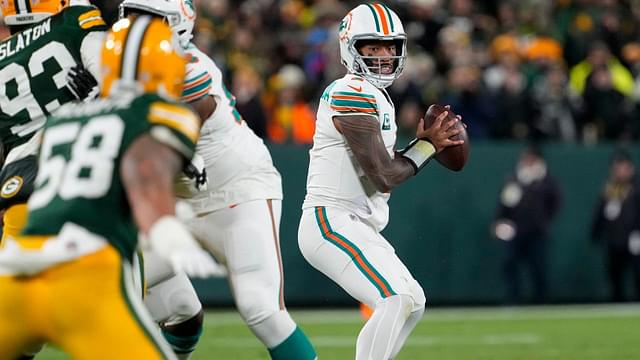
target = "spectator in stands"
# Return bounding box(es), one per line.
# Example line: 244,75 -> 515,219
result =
484,33 -> 534,139
570,42 -> 635,141
493,145 -> 562,305
265,64 -> 315,144
530,61 -> 578,141
233,65 -> 268,139
569,41 -> 634,98
441,63 -> 496,139
591,150 -> 640,302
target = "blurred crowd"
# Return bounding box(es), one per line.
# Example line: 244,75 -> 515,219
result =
4,0 -> 640,144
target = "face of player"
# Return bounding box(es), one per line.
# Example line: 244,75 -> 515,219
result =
358,40 -> 397,75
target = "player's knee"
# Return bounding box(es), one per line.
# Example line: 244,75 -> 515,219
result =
405,279 -> 426,313
168,290 -> 202,321
235,295 -> 275,325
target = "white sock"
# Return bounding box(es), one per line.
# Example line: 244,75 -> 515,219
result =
356,295 -> 412,360
389,306 -> 424,359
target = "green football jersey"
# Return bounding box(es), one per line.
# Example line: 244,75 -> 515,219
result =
22,92 -> 200,261
0,5 -> 106,155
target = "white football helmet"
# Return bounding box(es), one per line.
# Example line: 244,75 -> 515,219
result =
339,3 -> 407,88
119,0 -> 196,48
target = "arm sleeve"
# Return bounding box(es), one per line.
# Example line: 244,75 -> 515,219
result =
80,31 -> 106,84
181,55 -> 213,103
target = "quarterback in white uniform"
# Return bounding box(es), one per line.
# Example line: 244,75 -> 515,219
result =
298,3 -> 464,360
120,1 -> 317,359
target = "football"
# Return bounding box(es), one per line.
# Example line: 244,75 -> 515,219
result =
424,104 -> 469,171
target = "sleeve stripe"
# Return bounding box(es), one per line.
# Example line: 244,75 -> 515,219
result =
149,104 -> 200,142
331,99 -> 377,110
182,78 -> 212,98
79,18 -> 106,29
333,91 -> 375,99
181,88 -> 210,103
78,9 -> 101,21
184,71 -> 210,89
331,94 -> 377,103
330,105 -> 378,114
78,9 -> 105,29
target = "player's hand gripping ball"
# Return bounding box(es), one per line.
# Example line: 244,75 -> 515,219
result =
424,104 -> 469,171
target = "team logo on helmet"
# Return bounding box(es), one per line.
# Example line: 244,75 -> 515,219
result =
338,12 -> 352,42
1,176 -> 23,198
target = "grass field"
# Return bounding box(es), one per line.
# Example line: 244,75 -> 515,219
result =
38,303 -> 640,359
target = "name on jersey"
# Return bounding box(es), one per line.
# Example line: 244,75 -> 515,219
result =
0,18 -> 51,61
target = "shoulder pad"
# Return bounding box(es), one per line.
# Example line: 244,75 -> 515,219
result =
327,77 -> 378,116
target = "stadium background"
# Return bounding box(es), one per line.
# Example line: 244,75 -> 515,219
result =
2,0 -> 639,306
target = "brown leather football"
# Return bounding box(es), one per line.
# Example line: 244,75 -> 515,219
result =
424,104 -> 469,171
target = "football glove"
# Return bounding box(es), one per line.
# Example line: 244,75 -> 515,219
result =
66,65 -> 99,101
148,216 -> 220,278
175,153 -> 208,197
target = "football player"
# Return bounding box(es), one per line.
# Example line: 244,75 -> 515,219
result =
118,1 -> 318,359
0,14 -> 218,359
297,4 -> 464,359
0,0 -> 107,245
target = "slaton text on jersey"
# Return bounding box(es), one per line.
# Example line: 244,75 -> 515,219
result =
0,19 -> 51,61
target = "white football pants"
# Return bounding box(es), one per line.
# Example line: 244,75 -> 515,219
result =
298,206 -> 426,359
186,199 -> 298,348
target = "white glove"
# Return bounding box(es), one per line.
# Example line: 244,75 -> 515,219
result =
175,200 -> 196,222
148,216 -> 219,278
175,153 -> 208,198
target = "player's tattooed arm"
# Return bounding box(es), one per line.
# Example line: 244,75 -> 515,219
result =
121,134 -> 183,233
333,115 -> 414,193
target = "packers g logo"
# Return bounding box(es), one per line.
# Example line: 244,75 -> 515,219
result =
1,176 -> 23,198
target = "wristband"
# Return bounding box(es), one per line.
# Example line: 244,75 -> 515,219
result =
400,138 -> 436,174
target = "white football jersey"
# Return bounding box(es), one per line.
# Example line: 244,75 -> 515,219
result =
303,74 -> 397,231
182,44 -> 282,213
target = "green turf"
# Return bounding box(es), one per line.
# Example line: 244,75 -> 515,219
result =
37,304 -> 640,359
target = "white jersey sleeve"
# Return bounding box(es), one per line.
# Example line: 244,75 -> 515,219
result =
181,52 -> 214,103
80,31 -> 105,82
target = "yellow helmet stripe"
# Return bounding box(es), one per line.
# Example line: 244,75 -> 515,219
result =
121,15 -> 152,82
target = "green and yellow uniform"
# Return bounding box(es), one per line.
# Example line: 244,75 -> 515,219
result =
0,92 -> 199,360
0,5 -> 106,240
